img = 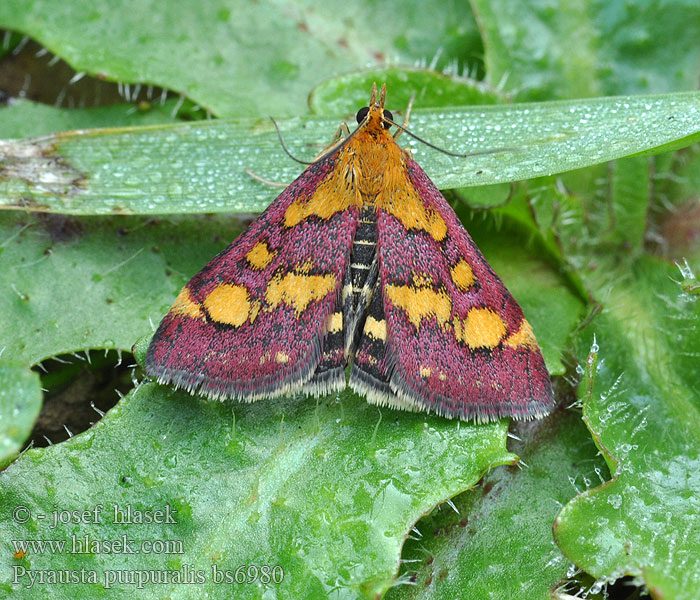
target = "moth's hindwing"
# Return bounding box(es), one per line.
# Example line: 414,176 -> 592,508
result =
145,156 -> 359,400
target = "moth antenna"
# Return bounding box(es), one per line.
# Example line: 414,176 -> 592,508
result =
271,117 -> 364,166
270,117 -> 314,165
379,82 -> 387,107
383,116 -> 517,159
370,81 -> 378,105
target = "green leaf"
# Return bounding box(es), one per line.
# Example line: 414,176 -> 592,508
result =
0,363 -> 42,468
0,0 -> 479,117
603,156 -> 650,254
472,0 -> 700,100
0,98 -> 182,139
0,382 -> 514,598
387,408 -> 608,600
472,0 -> 600,100
0,213 -> 244,365
2,92 -> 700,216
309,67 -> 505,116
554,258 -> 700,598
450,182 -> 512,209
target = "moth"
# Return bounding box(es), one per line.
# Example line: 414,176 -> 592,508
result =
146,83 -> 554,422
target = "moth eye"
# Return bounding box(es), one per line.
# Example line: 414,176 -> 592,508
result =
382,109 -> 393,129
356,106 -> 370,124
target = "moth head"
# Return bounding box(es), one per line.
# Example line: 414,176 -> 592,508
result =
356,82 -> 393,130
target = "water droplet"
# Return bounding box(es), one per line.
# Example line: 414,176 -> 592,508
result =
607,494 -> 622,509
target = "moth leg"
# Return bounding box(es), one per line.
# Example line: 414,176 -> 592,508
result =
393,93 -> 415,141
313,122 -> 352,160
336,121 -> 352,140
326,122 -> 352,146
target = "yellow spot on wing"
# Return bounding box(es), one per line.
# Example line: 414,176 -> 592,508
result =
246,241 -> 276,270
451,259 -> 476,292
462,308 -> 506,349
285,191 -> 338,227
275,351 -> 290,364
378,168 -> 447,241
504,319 -> 538,349
170,287 -> 204,320
327,312 -> 343,333
204,284 -> 250,327
364,316 -> 386,340
266,272 -> 336,315
283,157 -> 359,227
386,283 -> 452,329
